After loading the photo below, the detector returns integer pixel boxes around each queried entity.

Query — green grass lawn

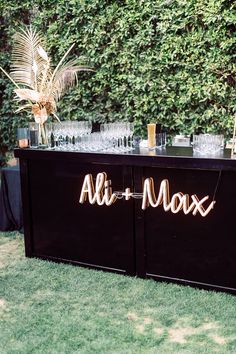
[0,232,236,354]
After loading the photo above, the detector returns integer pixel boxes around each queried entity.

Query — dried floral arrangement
[0,26,93,133]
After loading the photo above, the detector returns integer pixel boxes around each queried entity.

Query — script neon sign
[79,172,216,217]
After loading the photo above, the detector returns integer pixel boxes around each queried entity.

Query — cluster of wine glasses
[51,121,92,147]
[100,123,134,152]
[45,121,135,153]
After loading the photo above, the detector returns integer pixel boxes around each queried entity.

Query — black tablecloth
[0,166,23,232]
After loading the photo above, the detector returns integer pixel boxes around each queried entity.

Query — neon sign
[79,172,215,217]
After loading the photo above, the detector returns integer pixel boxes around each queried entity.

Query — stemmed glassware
[52,122,64,147]
[48,120,134,153]
[99,122,134,152]
[74,121,92,149]
[126,123,134,150]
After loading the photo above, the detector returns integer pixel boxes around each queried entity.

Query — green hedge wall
[1,0,236,151]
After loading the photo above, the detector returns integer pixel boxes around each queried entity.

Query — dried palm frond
[51,58,93,101]
[10,27,45,90]
[15,104,33,113]
[14,88,42,102]
[0,25,94,124]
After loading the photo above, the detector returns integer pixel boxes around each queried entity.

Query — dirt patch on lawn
[0,299,6,309]
[127,312,138,321]
[0,239,21,269]
[209,334,227,345]
[168,326,199,343]
[168,321,226,345]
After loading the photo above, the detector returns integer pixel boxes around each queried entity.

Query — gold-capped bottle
[147,123,156,149]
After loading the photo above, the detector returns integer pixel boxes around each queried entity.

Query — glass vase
[38,122,48,147]
[29,122,48,148]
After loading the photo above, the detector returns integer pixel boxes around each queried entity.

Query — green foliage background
[1,0,236,151]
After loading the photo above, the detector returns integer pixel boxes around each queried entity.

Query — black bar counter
[14,147,236,294]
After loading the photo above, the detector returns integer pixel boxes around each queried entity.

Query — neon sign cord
[212,170,222,203]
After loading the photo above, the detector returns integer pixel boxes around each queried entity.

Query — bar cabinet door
[134,166,236,293]
[23,158,135,275]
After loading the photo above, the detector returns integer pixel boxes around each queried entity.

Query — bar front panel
[138,167,236,290]
[26,158,135,275]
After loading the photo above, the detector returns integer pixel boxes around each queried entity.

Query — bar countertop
[14,146,236,171]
